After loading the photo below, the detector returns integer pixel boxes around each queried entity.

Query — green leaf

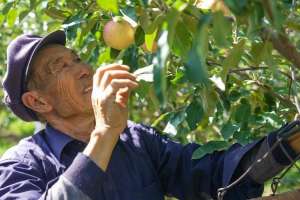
[139,9,151,33]
[135,80,151,99]
[222,39,245,80]
[135,26,145,46]
[123,46,139,70]
[184,15,211,85]
[195,15,211,59]
[145,29,158,53]
[172,0,188,11]
[263,112,283,127]
[250,41,272,66]
[186,99,204,130]
[247,2,264,38]
[138,0,149,7]
[250,42,264,66]
[234,99,251,123]
[171,68,186,84]
[146,14,165,34]
[110,48,120,59]
[151,112,172,127]
[153,31,169,108]
[286,19,300,32]
[0,14,5,26]
[192,141,229,159]
[172,18,193,59]
[65,1,81,10]
[29,0,37,9]
[7,9,18,27]
[166,8,180,47]
[96,0,118,14]
[212,11,232,47]
[262,42,274,68]
[265,0,284,30]
[2,2,14,15]
[19,9,31,22]
[181,12,198,35]
[185,50,208,85]
[233,129,251,145]
[44,7,69,20]
[224,0,248,16]
[163,110,186,136]
[221,123,239,140]
[97,48,111,64]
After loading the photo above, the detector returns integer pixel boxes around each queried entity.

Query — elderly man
[0,30,300,200]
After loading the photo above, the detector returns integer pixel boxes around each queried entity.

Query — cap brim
[24,30,66,81]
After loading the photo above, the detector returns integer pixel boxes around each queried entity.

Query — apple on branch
[103,16,135,50]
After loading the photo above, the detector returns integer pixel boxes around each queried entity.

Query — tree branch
[229,67,268,73]
[290,67,300,114]
[261,28,300,70]
[232,71,297,111]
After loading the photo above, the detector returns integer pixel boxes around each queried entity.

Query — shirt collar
[45,123,74,160]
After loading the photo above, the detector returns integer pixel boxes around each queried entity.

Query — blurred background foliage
[1,0,300,198]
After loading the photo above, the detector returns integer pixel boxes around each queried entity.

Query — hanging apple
[103,17,135,50]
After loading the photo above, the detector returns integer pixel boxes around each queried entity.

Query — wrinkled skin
[22,44,138,142]
[35,45,94,116]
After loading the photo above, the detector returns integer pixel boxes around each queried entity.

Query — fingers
[116,87,130,108]
[106,79,138,96]
[93,64,130,90]
[100,70,136,91]
[92,64,138,108]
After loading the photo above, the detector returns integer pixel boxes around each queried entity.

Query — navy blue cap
[2,30,66,121]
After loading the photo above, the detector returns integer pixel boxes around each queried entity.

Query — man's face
[32,44,94,118]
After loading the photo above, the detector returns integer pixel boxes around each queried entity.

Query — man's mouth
[84,86,92,93]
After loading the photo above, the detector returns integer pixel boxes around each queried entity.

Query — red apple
[103,17,135,50]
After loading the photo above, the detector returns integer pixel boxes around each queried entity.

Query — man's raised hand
[91,64,138,137]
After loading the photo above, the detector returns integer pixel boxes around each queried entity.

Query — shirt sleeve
[136,124,278,200]
[41,176,91,200]
[0,153,105,200]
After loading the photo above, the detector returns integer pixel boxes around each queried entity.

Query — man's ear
[21,91,53,113]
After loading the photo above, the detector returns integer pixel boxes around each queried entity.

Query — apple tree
[1,0,300,196]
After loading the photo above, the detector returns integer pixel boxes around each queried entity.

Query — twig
[229,67,268,73]
[261,28,300,70]
[288,77,292,99]
[232,70,296,111]
[290,67,300,115]
[255,81,296,110]
[261,0,274,22]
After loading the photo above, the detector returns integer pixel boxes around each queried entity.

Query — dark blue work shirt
[0,121,268,200]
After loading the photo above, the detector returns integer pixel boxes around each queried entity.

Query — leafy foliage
[1,0,300,195]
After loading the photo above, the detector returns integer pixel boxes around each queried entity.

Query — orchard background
[1,0,300,198]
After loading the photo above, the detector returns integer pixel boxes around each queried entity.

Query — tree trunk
[250,189,300,200]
